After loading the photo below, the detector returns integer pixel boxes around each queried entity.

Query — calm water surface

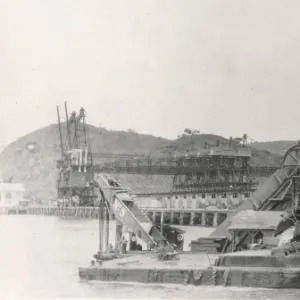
[0,215,299,299]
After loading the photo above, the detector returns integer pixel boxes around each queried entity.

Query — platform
[96,252,216,269]
[78,251,300,288]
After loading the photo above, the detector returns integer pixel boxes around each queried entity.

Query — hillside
[248,148,283,167]
[0,124,289,202]
[250,141,296,155]
[0,124,171,201]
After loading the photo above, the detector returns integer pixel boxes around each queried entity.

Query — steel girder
[95,158,277,177]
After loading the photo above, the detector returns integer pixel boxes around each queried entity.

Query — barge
[78,142,300,289]
[78,250,300,289]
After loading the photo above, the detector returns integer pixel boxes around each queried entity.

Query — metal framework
[221,143,300,253]
[229,229,263,252]
[292,176,300,210]
[56,103,96,207]
[96,159,277,177]
[94,153,277,194]
[172,153,251,192]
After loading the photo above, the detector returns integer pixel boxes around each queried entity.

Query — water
[0,215,299,299]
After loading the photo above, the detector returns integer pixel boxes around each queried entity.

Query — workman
[131,233,137,250]
[122,237,128,254]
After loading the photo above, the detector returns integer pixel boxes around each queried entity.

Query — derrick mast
[56,103,96,207]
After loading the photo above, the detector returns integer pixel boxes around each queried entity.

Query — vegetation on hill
[250,141,296,155]
[249,148,283,167]
[0,124,290,202]
[153,134,228,156]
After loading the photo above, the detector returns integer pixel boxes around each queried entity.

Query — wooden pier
[27,206,99,219]
[25,206,232,227]
[0,207,28,214]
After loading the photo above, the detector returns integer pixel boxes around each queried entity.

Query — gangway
[94,174,165,249]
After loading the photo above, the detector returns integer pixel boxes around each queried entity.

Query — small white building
[0,181,26,209]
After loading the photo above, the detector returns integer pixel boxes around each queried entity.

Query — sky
[1,0,300,146]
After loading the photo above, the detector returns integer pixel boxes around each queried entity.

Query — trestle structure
[94,147,267,195]
[26,206,230,228]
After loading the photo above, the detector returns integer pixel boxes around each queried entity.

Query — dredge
[79,139,300,289]
[59,103,300,288]
[73,103,300,288]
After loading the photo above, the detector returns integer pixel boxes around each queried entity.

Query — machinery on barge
[194,142,300,253]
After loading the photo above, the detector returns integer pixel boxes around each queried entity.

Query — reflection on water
[0,215,299,299]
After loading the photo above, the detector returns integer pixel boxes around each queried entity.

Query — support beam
[190,212,195,225]
[105,206,109,251]
[116,223,123,252]
[64,101,72,150]
[152,212,156,224]
[170,212,174,224]
[56,106,64,158]
[179,212,183,225]
[213,212,218,227]
[160,212,164,233]
[201,212,206,226]
[98,202,104,253]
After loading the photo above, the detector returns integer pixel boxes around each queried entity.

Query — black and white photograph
[1,0,300,299]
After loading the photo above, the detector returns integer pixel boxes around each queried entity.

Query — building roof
[208,148,251,157]
[0,183,25,192]
[228,210,287,231]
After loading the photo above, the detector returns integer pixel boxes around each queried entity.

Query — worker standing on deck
[131,233,137,251]
[177,233,184,251]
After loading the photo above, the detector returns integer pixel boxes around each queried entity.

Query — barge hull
[78,266,300,289]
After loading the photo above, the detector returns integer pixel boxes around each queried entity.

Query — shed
[228,210,287,251]
[0,182,25,208]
